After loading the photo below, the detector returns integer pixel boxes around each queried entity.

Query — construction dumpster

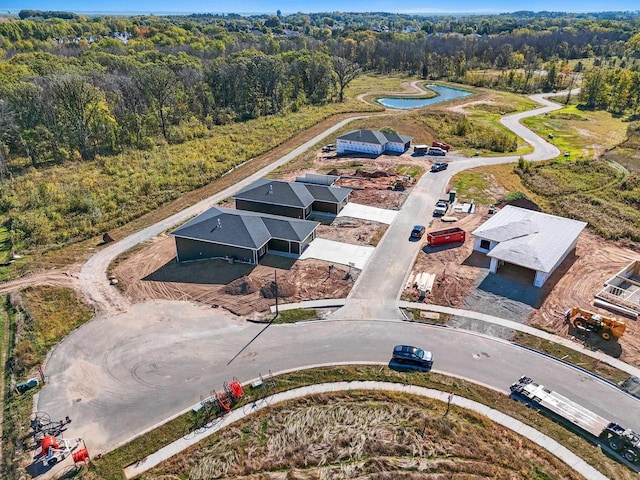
[427,227,466,246]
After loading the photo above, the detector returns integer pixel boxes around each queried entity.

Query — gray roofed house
[171,206,319,264]
[234,178,351,218]
[471,205,587,287]
[336,129,413,155]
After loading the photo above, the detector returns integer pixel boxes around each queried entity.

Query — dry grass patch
[147,392,583,480]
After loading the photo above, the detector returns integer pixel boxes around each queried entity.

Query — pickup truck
[433,199,449,216]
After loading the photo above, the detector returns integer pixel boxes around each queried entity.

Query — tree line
[0,11,639,170]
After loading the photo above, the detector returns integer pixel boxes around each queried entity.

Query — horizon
[4,1,640,17]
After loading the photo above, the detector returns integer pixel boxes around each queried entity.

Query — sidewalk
[123,381,609,480]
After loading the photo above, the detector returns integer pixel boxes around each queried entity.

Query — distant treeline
[0,10,639,167]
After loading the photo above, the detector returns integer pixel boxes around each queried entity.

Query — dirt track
[0,270,80,295]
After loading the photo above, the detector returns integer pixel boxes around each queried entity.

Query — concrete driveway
[299,238,374,270]
[337,203,399,224]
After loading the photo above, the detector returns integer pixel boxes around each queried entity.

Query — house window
[480,239,491,250]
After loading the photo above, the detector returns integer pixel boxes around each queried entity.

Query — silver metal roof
[472,205,587,273]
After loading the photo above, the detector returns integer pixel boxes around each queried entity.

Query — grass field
[523,104,627,160]
[149,392,581,479]
[13,286,93,376]
[451,103,639,242]
[85,365,634,480]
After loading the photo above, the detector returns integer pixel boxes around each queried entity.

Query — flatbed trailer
[510,376,640,465]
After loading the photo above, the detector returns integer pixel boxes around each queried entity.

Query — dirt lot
[406,205,640,366]
[110,151,429,317]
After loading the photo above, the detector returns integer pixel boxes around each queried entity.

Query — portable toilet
[449,189,457,204]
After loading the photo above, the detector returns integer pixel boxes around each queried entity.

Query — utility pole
[274,270,279,316]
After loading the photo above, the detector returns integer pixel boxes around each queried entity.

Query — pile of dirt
[354,169,390,178]
[224,276,258,295]
[261,280,296,298]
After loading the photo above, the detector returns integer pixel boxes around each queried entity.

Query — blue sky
[4,1,640,15]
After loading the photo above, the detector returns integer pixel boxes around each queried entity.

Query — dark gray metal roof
[234,178,350,206]
[304,183,350,203]
[337,129,413,145]
[234,178,314,208]
[171,206,319,250]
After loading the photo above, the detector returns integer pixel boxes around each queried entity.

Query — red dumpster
[427,227,466,246]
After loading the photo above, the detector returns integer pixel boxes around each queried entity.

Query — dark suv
[431,162,448,172]
[390,345,434,370]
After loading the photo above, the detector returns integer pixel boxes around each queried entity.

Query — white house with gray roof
[336,129,412,155]
[171,207,319,264]
[472,205,587,287]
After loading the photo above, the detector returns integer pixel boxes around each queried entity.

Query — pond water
[377,84,472,109]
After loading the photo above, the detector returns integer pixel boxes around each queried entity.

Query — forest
[0,10,640,251]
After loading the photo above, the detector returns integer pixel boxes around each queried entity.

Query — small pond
[377,84,472,109]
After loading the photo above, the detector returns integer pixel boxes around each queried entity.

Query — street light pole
[274,270,279,316]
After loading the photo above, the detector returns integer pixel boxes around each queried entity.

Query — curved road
[38,86,639,461]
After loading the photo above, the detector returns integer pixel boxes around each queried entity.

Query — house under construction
[595,259,640,319]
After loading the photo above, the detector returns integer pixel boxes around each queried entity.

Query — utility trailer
[510,376,640,465]
[427,227,466,246]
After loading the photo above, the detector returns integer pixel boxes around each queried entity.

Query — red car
[432,141,451,151]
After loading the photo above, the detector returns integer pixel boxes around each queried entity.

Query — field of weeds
[146,392,581,480]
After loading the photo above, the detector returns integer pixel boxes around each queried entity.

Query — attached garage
[472,205,587,287]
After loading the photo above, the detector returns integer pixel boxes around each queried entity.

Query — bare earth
[407,204,640,366]
[110,151,426,317]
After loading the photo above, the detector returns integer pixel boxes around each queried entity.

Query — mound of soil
[354,169,390,178]
[261,280,296,298]
[224,276,258,295]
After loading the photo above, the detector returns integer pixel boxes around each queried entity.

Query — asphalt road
[38,87,640,458]
[38,299,640,454]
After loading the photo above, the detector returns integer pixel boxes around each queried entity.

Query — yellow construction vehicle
[564,307,626,341]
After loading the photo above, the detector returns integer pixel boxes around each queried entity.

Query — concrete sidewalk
[123,381,609,480]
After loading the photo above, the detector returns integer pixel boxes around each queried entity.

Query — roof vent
[269,184,273,194]
[217,218,222,229]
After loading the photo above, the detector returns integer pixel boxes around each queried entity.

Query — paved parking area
[338,203,398,224]
[300,238,375,270]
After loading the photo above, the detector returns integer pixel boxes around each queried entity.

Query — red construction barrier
[228,380,243,399]
[73,448,90,464]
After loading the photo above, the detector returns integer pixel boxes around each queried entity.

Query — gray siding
[235,199,306,219]
[175,237,255,263]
